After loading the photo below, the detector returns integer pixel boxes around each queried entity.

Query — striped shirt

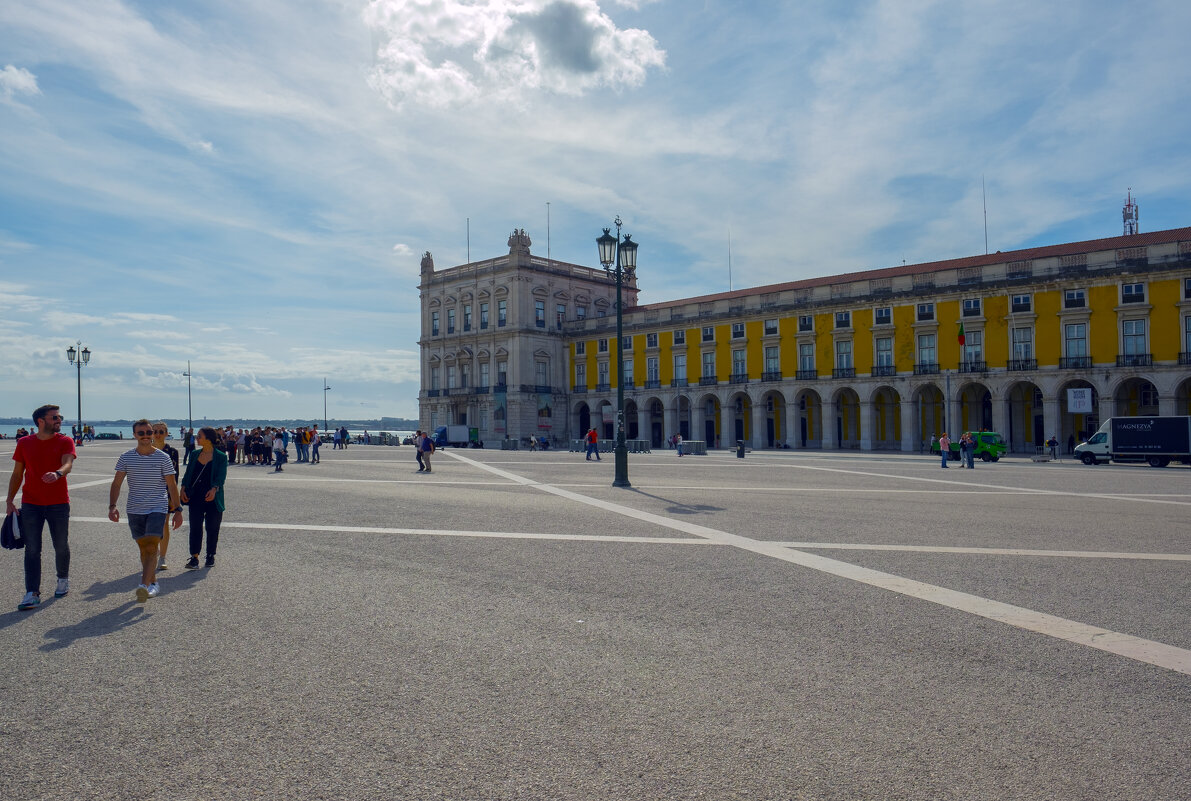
[115,448,176,514]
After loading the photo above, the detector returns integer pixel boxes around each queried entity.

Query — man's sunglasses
[135,430,154,436]
[49,415,64,421]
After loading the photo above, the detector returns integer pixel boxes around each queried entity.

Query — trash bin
[736,439,745,458]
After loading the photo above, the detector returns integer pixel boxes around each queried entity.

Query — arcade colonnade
[570,372,1191,452]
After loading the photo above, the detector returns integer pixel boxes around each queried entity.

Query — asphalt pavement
[2,440,1188,800]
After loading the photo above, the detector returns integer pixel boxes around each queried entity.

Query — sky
[2,0,1190,422]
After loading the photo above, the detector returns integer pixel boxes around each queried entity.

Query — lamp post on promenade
[183,361,193,432]
[596,216,638,489]
[323,378,332,433]
[66,342,91,445]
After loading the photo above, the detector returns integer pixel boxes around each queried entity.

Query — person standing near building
[675,433,684,457]
[414,430,425,471]
[272,430,285,472]
[108,419,183,602]
[180,427,228,570]
[585,428,601,461]
[938,432,951,468]
[151,422,181,570]
[310,426,321,464]
[7,404,77,610]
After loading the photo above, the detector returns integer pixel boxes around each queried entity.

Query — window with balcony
[798,315,813,332]
[764,319,779,335]
[731,322,745,339]
[1122,283,1145,304]
[798,342,815,376]
[1012,326,1033,362]
[460,365,470,388]
[597,361,609,388]
[731,349,746,381]
[646,357,659,386]
[430,367,440,390]
[673,353,687,383]
[1185,278,1191,300]
[574,362,585,386]
[961,331,984,372]
[597,308,606,318]
[701,351,716,383]
[535,300,546,328]
[834,340,853,378]
[916,303,935,322]
[763,346,779,379]
[1122,319,1146,355]
[834,311,851,329]
[646,332,658,348]
[534,361,547,387]
[463,304,472,331]
[556,304,566,330]
[1061,323,1089,368]
[447,368,456,390]
[598,338,608,353]
[962,298,981,317]
[874,307,892,326]
[1011,294,1032,313]
[576,305,586,320]
[702,326,715,343]
[496,361,507,387]
[575,341,585,355]
[874,337,893,375]
[623,336,633,351]
[1064,289,1086,309]
[480,302,489,329]
[916,333,937,370]
[622,359,633,387]
[498,299,507,327]
[431,311,440,336]
[446,309,456,334]
[673,329,686,345]
[480,363,490,388]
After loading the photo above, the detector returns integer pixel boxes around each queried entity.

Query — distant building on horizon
[419,224,1191,452]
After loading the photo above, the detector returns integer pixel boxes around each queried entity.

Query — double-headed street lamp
[323,378,332,433]
[596,216,639,489]
[66,342,91,445]
[183,361,193,432]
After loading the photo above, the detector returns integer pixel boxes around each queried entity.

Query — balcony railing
[729,373,750,384]
[832,367,855,379]
[761,371,783,382]
[671,378,688,388]
[1059,356,1092,369]
[595,383,611,392]
[643,379,661,389]
[572,384,587,394]
[474,386,490,394]
[494,383,507,393]
[1181,352,1191,365]
[427,389,440,397]
[699,376,718,386]
[958,361,987,374]
[871,365,896,377]
[1007,358,1037,371]
[1116,354,1152,367]
[913,363,940,375]
[795,369,818,380]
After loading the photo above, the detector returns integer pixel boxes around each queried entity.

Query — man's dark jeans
[21,502,70,594]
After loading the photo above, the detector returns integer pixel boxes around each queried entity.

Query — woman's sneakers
[185,556,200,570]
[18,591,40,610]
[55,578,69,597]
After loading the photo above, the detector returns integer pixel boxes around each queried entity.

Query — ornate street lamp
[182,361,193,432]
[323,378,332,433]
[596,216,638,489]
[66,342,91,445]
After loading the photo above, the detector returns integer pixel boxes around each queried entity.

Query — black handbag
[1,512,23,550]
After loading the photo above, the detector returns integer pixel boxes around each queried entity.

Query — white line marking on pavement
[444,450,1191,676]
[65,478,113,489]
[778,542,1191,561]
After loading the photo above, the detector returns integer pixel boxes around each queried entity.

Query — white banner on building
[601,406,617,425]
[1067,388,1093,414]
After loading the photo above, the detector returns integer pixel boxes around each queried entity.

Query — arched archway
[727,391,753,446]
[957,381,992,433]
[869,386,902,450]
[1058,379,1099,452]
[913,383,944,450]
[1114,377,1159,417]
[646,398,665,447]
[695,393,719,446]
[1176,377,1191,417]
[832,387,861,449]
[597,400,615,440]
[574,402,591,439]
[1005,381,1043,453]
[675,395,693,442]
[623,399,639,439]
[795,389,822,448]
[762,390,787,447]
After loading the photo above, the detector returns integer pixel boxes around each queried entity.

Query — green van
[931,431,1007,462]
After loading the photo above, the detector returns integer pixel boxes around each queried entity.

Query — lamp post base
[613,443,631,488]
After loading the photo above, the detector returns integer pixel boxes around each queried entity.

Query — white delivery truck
[1074,416,1191,467]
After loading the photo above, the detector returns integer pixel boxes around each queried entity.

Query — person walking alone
[414,430,425,472]
[420,432,435,472]
[938,432,951,468]
[108,419,183,602]
[585,428,601,461]
[180,427,228,570]
[7,404,77,610]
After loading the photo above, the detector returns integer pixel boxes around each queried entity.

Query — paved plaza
[2,440,1189,800]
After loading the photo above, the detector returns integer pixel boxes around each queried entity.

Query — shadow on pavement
[0,595,63,631]
[628,488,725,516]
[39,601,148,651]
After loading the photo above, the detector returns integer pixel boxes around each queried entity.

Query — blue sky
[2,0,1189,422]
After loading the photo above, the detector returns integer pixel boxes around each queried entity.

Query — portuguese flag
[958,322,966,346]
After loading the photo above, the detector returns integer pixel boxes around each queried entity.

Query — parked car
[96,432,122,440]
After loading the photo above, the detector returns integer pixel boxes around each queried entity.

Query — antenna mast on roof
[1123,189,1139,236]
[982,175,989,255]
[728,226,733,292]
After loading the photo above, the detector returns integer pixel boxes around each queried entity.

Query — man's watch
[55,470,63,478]
[170,507,182,514]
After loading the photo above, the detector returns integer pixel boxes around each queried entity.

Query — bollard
[736,439,745,459]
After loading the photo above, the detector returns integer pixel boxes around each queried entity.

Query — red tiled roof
[637,226,1191,311]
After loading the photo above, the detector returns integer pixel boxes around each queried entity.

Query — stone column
[785,400,801,449]
[899,395,916,452]
[749,397,764,449]
[859,401,873,451]
[822,398,838,450]
[690,401,704,445]
[721,404,734,450]
[1042,396,1061,451]
[991,391,1009,445]
[663,402,675,447]
[636,407,650,446]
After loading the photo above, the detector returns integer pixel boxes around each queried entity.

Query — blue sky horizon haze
[1,0,1189,421]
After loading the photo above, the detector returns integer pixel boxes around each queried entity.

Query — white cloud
[392,243,413,256]
[0,65,39,104]
[363,0,665,108]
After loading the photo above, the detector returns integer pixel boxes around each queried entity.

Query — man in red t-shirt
[6,404,77,611]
